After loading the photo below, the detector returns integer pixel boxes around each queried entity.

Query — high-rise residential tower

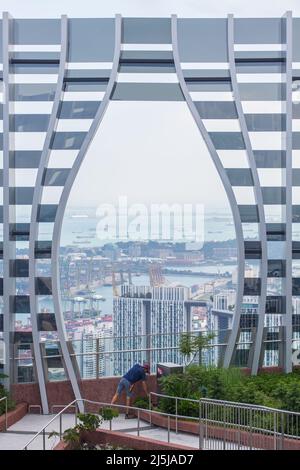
[113,285,191,375]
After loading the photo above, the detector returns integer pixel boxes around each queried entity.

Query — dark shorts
[116,377,133,398]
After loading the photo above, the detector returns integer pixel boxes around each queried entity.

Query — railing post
[75,402,78,426]
[43,428,46,450]
[59,413,62,439]
[175,397,178,434]
[199,400,203,450]
[223,405,226,450]
[137,409,140,436]
[237,406,241,450]
[274,411,277,450]
[167,415,170,443]
[5,397,8,432]
[249,407,253,450]
[281,412,285,450]
[149,393,152,427]
[109,406,112,431]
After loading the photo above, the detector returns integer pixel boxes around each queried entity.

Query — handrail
[15,337,288,361]
[150,391,199,403]
[150,391,300,417]
[23,399,78,449]
[0,396,8,431]
[150,391,300,446]
[23,393,300,450]
[15,327,252,346]
[10,342,227,360]
[23,398,199,450]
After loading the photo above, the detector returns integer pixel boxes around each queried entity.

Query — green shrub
[273,382,300,412]
[0,381,15,416]
[99,407,119,421]
[177,398,199,418]
[158,365,300,414]
[134,397,149,409]
[50,407,120,450]
[77,413,102,431]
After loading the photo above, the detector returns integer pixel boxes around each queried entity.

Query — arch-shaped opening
[45,99,240,380]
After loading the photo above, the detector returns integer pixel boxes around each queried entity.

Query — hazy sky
[4,0,300,210]
[73,101,226,209]
[2,0,300,18]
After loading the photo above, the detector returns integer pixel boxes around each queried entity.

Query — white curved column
[50,14,122,412]
[171,14,245,368]
[28,15,68,414]
[227,14,268,375]
[285,10,293,373]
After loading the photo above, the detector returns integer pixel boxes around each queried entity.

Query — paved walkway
[0,413,76,450]
[0,412,251,450]
[0,412,199,450]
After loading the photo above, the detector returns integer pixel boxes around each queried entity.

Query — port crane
[149,263,165,287]
[112,266,134,296]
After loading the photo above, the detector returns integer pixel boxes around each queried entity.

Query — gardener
[111,362,150,419]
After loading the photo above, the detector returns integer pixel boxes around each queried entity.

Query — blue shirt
[123,364,146,385]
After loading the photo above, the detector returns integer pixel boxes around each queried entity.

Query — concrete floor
[0,413,198,450]
[0,412,253,450]
[0,413,77,450]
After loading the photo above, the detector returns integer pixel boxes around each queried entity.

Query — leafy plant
[0,377,15,416]
[62,427,82,449]
[99,407,119,421]
[49,408,119,450]
[158,365,300,417]
[77,412,102,431]
[133,397,149,409]
[273,382,300,412]
[179,332,216,366]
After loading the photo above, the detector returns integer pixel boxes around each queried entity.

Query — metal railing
[150,392,300,450]
[12,326,294,383]
[0,396,8,431]
[22,398,200,450]
[22,394,300,451]
[23,400,80,450]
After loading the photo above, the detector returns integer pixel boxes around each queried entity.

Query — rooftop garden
[156,365,300,414]
[147,331,300,414]
[133,365,300,440]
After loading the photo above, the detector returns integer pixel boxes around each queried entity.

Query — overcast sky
[3,0,300,211]
[2,0,300,18]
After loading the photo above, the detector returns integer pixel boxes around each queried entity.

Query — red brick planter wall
[12,367,300,410]
[0,402,27,431]
[11,375,157,411]
[53,428,195,451]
